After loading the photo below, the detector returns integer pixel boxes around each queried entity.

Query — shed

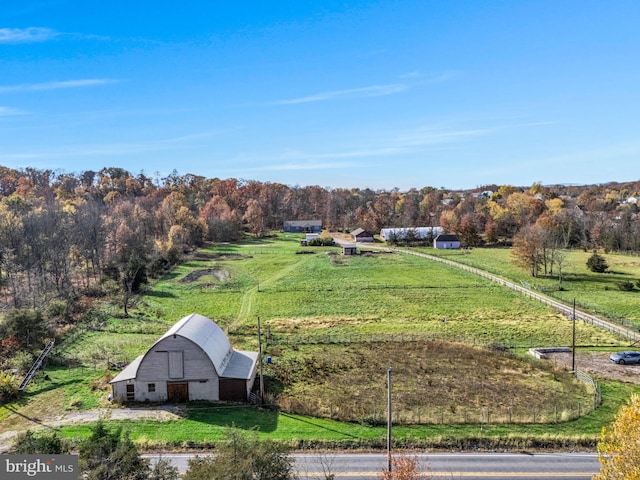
[434,234,461,249]
[342,243,357,255]
[283,220,322,233]
[351,228,374,242]
[110,314,258,403]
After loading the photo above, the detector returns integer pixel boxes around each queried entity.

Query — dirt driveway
[0,405,184,452]
[546,351,640,385]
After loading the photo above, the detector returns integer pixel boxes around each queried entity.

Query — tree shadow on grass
[185,403,279,433]
[145,290,177,299]
[183,404,362,438]
[555,272,636,287]
[278,412,361,439]
[2,404,59,432]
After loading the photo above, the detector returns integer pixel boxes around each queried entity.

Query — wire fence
[276,392,600,426]
[267,332,602,426]
[397,248,640,343]
[269,331,627,351]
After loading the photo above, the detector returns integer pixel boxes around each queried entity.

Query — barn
[110,313,258,403]
[283,220,322,233]
[351,228,374,242]
[434,234,461,249]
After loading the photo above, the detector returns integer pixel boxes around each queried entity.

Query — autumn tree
[595,394,640,479]
[378,454,432,480]
[103,201,153,316]
[243,199,266,237]
[457,213,482,247]
[200,195,242,242]
[439,209,458,234]
[511,224,545,277]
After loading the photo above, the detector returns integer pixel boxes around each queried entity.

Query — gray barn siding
[135,336,220,402]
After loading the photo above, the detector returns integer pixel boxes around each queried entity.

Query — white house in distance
[434,234,461,249]
[110,313,258,403]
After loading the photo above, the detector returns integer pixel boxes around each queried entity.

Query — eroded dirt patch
[181,269,231,283]
[189,252,250,261]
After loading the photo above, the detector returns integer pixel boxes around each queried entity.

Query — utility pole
[258,316,265,404]
[572,299,576,374]
[387,367,393,473]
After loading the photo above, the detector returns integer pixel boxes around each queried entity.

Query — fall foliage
[595,394,640,480]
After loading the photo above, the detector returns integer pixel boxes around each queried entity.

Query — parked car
[610,351,640,365]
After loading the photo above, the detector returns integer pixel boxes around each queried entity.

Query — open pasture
[132,235,621,352]
[426,247,640,328]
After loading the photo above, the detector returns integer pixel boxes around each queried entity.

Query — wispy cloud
[0,106,26,116]
[0,79,120,94]
[399,70,460,84]
[235,119,547,173]
[0,27,58,43]
[252,160,360,172]
[0,129,229,162]
[274,83,408,105]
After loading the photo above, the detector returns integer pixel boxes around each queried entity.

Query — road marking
[301,473,595,478]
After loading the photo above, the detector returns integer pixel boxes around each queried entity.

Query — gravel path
[0,405,183,452]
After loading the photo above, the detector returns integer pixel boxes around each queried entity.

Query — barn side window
[148,383,156,393]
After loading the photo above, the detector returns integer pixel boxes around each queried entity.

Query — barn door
[219,378,247,401]
[167,383,189,403]
[126,384,134,401]
[168,351,184,378]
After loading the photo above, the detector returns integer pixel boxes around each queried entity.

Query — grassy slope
[4,235,640,450]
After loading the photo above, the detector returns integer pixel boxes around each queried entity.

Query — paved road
[145,452,600,479]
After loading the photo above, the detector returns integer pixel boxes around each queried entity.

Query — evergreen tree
[587,252,609,273]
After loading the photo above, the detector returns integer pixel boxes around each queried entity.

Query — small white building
[434,234,461,249]
[110,313,258,403]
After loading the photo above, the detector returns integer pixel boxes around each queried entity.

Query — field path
[234,256,310,327]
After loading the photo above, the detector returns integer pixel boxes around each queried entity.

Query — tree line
[0,166,639,316]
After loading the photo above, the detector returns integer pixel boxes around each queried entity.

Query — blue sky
[1,1,639,191]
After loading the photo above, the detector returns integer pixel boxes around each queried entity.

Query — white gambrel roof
[110,313,257,383]
[160,313,234,375]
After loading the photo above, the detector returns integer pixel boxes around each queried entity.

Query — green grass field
[425,246,640,327]
[3,234,640,451]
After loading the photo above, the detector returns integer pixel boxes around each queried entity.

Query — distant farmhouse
[351,228,374,242]
[434,234,461,249]
[283,220,322,233]
[110,314,258,403]
[380,227,443,242]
